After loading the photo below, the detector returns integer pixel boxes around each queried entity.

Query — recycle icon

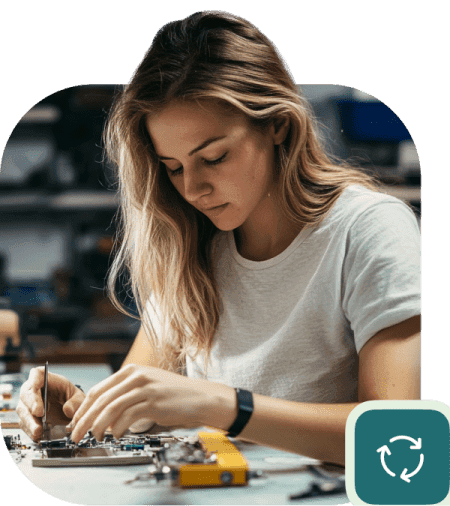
[377,436,424,483]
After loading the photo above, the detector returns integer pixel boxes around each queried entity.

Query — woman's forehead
[145,99,247,158]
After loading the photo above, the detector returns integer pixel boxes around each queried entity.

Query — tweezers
[42,361,50,440]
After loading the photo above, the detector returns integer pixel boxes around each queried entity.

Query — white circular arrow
[377,445,396,477]
[400,453,424,483]
[377,436,424,483]
[389,436,422,450]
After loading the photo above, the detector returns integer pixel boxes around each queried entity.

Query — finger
[70,367,144,440]
[109,401,151,440]
[20,367,46,416]
[16,399,43,441]
[27,366,46,389]
[62,388,85,420]
[69,367,134,430]
[90,389,148,442]
[129,418,156,433]
[72,386,147,443]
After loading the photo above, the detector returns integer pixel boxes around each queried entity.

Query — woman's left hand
[67,364,220,443]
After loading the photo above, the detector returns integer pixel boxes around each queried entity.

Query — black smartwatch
[227,388,254,438]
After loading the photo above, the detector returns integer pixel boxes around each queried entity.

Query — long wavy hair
[104,11,379,373]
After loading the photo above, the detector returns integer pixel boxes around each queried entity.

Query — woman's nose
[183,169,211,203]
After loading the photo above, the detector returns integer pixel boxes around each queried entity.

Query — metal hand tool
[41,361,50,440]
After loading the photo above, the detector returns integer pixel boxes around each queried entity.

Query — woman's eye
[204,153,227,166]
[164,152,227,176]
[167,166,183,177]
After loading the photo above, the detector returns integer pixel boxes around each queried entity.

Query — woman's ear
[271,116,290,145]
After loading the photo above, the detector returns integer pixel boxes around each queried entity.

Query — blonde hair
[104,11,379,373]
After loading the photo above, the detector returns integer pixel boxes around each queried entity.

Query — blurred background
[0,84,420,375]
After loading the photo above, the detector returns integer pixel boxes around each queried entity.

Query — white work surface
[1,364,348,505]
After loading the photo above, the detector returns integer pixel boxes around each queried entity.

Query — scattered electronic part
[3,428,256,489]
[0,373,27,412]
[0,383,13,400]
[125,431,251,488]
[2,433,30,451]
[4,434,13,450]
[2,428,346,500]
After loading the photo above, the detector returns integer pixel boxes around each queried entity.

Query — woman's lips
[203,203,229,216]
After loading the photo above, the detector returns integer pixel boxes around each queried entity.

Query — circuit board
[3,429,251,488]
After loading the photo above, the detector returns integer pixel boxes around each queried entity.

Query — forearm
[121,326,159,433]
[122,324,158,368]
[239,395,357,466]
[200,382,357,466]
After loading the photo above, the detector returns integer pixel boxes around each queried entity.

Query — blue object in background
[338,100,412,143]
[3,285,56,308]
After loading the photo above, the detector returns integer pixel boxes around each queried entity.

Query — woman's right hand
[16,367,85,441]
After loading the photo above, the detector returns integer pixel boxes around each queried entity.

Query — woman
[16,11,420,466]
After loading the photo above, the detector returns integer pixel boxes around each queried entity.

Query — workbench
[1,364,348,505]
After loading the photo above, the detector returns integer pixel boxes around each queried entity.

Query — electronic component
[32,431,154,467]
[4,434,13,450]
[2,433,30,451]
[120,444,144,451]
[3,428,255,489]
[33,445,153,466]
[0,372,26,417]
[125,431,249,488]
[0,383,13,400]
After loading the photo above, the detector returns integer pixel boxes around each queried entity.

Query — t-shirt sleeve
[342,200,420,353]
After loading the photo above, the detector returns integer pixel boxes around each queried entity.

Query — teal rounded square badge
[346,401,450,505]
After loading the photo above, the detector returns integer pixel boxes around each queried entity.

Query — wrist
[198,380,238,430]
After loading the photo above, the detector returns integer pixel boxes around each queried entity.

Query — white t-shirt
[185,185,421,403]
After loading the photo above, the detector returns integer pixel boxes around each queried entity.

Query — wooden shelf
[0,190,118,213]
[0,186,419,214]
[22,335,130,365]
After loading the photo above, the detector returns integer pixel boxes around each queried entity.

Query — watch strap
[227,388,253,438]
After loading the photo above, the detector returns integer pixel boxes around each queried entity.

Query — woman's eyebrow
[157,136,226,160]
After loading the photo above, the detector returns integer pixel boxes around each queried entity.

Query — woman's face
[146,99,285,231]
